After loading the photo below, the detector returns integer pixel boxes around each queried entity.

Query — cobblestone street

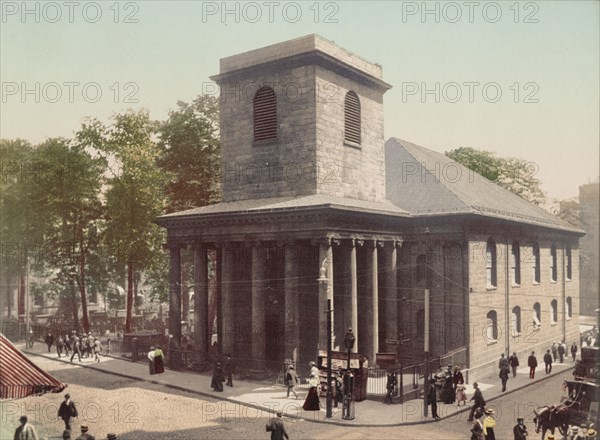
[1,348,573,440]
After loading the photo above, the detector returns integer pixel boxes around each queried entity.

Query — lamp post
[343,327,356,420]
[318,260,333,419]
[423,227,430,418]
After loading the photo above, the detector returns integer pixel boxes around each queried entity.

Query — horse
[533,405,571,440]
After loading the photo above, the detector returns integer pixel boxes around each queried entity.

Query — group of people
[209,354,235,392]
[43,331,103,363]
[427,365,468,418]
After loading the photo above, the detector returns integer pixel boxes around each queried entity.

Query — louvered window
[253,87,277,142]
[344,91,361,145]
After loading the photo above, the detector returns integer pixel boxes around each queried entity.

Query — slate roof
[385,137,581,233]
[157,193,409,220]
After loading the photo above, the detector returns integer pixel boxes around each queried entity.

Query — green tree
[27,138,106,331]
[446,147,546,205]
[157,95,221,213]
[551,198,580,227]
[78,110,167,332]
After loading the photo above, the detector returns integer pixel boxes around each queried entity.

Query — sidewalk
[22,344,575,427]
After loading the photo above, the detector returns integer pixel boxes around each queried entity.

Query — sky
[1,0,598,201]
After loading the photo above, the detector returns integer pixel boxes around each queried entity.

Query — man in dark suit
[75,425,95,440]
[513,417,528,440]
[467,382,486,421]
[266,412,289,440]
[427,378,440,419]
[58,394,78,430]
[528,351,537,379]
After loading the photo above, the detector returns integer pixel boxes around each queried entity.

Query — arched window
[486,239,497,288]
[253,86,277,141]
[551,299,558,324]
[344,91,361,145]
[566,245,572,280]
[566,297,572,319]
[511,306,521,336]
[532,244,541,283]
[486,310,498,342]
[533,302,541,328]
[511,241,521,285]
[550,245,557,282]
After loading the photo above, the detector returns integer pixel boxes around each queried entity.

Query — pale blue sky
[1,0,598,199]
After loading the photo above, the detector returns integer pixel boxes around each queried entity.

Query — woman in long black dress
[302,373,321,411]
[154,346,165,374]
[211,362,224,392]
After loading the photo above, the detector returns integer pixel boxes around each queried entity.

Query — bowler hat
[107,434,117,440]
[81,425,88,432]
[517,418,524,422]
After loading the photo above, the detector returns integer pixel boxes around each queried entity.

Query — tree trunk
[79,257,90,333]
[125,260,134,333]
[70,279,79,328]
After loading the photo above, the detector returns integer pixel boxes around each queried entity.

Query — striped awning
[0,333,67,399]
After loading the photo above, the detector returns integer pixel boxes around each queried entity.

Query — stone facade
[579,180,599,316]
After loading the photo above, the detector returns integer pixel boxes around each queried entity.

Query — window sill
[512,283,521,288]
[487,339,498,346]
[550,280,557,284]
[566,317,572,321]
[486,286,497,291]
[512,332,521,338]
[566,279,571,282]
[551,322,557,326]
[343,140,361,150]
[253,138,278,147]
[532,281,540,286]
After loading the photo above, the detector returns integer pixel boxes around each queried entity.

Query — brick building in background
[579,179,599,316]
[157,35,583,382]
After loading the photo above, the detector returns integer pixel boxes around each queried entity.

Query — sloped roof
[157,193,409,221]
[385,138,581,233]
[0,333,67,399]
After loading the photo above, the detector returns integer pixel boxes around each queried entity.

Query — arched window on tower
[511,306,521,336]
[533,302,541,329]
[551,299,558,324]
[486,310,498,343]
[486,238,497,288]
[344,91,361,145]
[550,245,557,282]
[532,243,541,283]
[511,241,521,285]
[253,86,277,142]
[566,297,572,319]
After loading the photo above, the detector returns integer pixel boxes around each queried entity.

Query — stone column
[168,245,182,345]
[349,239,359,353]
[318,238,334,351]
[384,241,399,344]
[284,242,299,363]
[367,240,379,364]
[252,243,267,364]
[194,244,209,363]
[221,243,235,356]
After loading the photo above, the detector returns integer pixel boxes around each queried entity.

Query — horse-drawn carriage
[533,380,598,439]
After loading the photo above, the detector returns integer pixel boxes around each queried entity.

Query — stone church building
[156,35,582,381]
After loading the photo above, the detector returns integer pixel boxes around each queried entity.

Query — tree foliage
[446,147,546,205]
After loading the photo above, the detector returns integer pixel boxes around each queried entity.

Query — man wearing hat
[14,415,39,440]
[586,428,597,439]
[569,426,586,440]
[513,417,528,440]
[265,412,289,440]
[58,393,78,431]
[468,382,486,421]
[470,408,485,440]
[285,365,298,399]
[75,425,95,440]
[427,378,440,419]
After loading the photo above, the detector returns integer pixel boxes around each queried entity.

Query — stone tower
[211,34,392,203]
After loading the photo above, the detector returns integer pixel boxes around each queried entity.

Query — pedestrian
[265,412,289,440]
[70,335,82,362]
[224,354,234,387]
[64,334,71,356]
[558,341,566,363]
[45,332,54,353]
[56,335,64,358]
[93,338,102,363]
[384,370,397,404]
[468,382,486,421]
[509,352,519,378]
[455,379,467,406]
[513,417,528,440]
[470,408,485,440]
[571,342,578,362]
[14,415,39,440]
[75,425,95,440]
[499,364,509,392]
[309,361,319,378]
[483,408,496,440]
[427,378,440,419]
[154,346,165,374]
[63,430,71,439]
[544,349,553,374]
[147,346,155,375]
[551,342,558,362]
[586,428,597,439]
[527,351,537,379]
[453,366,464,391]
[211,362,224,392]
[334,370,344,408]
[58,393,78,431]
[498,353,509,369]
[302,373,321,411]
[285,365,298,399]
[28,329,34,348]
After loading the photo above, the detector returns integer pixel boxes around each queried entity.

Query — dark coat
[527,355,537,368]
[58,401,78,420]
[513,423,528,440]
[471,388,485,407]
[499,366,509,381]
[544,353,553,364]
[509,355,519,367]
[266,418,289,440]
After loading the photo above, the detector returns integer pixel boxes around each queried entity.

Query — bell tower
[211,34,392,203]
